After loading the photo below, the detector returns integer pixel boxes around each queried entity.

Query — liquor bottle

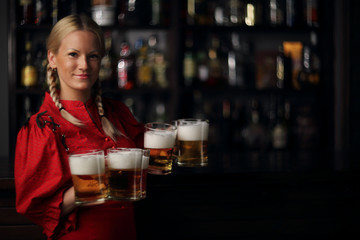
[117,41,135,90]
[305,0,319,27]
[271,99,289,150]
[285,0,302,27]
[276,45,292,89]
[228,33,245,88]
[135,39,153,87]
[267,0,284,26]
[21,38,38,88]
[34,42,47,89]
[196,51,209,86]
[150,0,161,25]
[35,0,51,25]
[91,0,115,26]
[241,99,267,150]
[228,0,245,25]
[296,32,320,89]
[100,31,115,88]
[244,0,256,26]
[183,32,196,87]
[118,0,143,26]
[19,0,35,25]
[207,34,223,87]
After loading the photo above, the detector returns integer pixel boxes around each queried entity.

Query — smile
[75,74,90,79]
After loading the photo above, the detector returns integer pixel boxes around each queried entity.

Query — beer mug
[106,148,143,201]
[68,149,108,206]
[144,122,177,175]
[141,149,150,199]
[176,119,209,167]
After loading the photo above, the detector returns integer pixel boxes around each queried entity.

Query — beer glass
[141,149,150,199]
[144,122,177,175]
[68,149,108,206]
[176,119,209,167]
[106,148,143,201]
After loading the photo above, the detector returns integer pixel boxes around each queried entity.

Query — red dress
[15,92,144,240]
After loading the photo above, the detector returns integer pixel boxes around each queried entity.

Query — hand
[61,186,76,216]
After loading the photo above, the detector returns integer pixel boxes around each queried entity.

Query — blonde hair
[46,14,121,141]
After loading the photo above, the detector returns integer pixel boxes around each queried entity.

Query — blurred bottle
[183,32,196,87]
[196,50,209,86]
[296,32,320,89]
[19,0,35,25]
[21,37,38,88]
[100,31,115,88]
[305,0,319,27]
[285,0,302,27]
[118,0,147,25]
[228,33,245,88]
[228,0,245,26]
[150,0,162,25]
[117,41,135,89]
[241,99,267,150]
[34,42,47,89]
[207,34,223,87]
[135,38,153,87]
[267,0,284,26]
[35,0,51,25]
[91,0,115,26]
[276,45,292,89]
[271,98,289,150]
[244,0,257,26]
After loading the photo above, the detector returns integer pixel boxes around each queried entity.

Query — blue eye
[69,52,78,57]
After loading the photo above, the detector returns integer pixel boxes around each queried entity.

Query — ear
[48,50,57,69]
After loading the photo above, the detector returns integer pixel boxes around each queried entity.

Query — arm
[61,186,76,217]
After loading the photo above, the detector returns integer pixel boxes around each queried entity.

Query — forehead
[60,30,100,50]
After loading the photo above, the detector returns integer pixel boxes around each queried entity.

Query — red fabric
[15,92,144,239]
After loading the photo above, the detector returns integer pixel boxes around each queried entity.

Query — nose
[78,55,89,70]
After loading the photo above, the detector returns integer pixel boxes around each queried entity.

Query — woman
[14,14,144,239]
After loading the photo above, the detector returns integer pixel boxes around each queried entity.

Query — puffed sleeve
[14,117,75,239]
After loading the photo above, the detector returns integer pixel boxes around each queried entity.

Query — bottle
[19,0,35,25]
[207,34,223,87]
[241,99,267,150]
[228,33,245,88]
[150,0,161,25]
[271,99,289,150]
[296,32,320,89]
[34,42,47,89]
[183,32,196,87]
[135,39,153,87]
[91,0,115,26]
[118,0,141,25]
[21,38,38,88]
[305,0,319,27]
[245,0,256,26]
[276,45,292,89]
[35,0,51,25]
[100,31,115,88]
[196,51,209,86]
[228,0,245,25]
[268,0,284,26]
[117,41,135,90]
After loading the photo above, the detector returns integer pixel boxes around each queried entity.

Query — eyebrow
[66,48,100,54]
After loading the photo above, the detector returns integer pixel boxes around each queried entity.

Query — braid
[47,64,83,127]
[94,81,122,142]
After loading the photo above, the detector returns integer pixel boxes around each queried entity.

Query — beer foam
[69,155,105,175]
[142,155,150,169]
[177,122,209,141]
[144,131,176,149]
[107,151,142,169]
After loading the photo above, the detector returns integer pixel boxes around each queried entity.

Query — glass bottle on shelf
[135,38,153,87]
[21,37,38,88]
[196,50,209,87]
[271,99,289,150]
[296,32,320,89]
[227,33,245,88]
[228,0,245,26]
[100,31,115,88]
[276,45,292,89]
[183,32,196,87]
[91,0,115,26]
[19,0,35,25]
[267,0,284,26]
[34,42,48,89]
[117,41,135,90]
[207,34,223,87]
[305,0,319,27]
[35,0,51,25]
[244,0,257,26]
[150,0,161,25]
[241,99,267,150]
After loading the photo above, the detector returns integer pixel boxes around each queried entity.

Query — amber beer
[69,150,108,205]
[141,150,150,199]
[106,148,143,201]
[144,123,177,175]
[177,119,209,167]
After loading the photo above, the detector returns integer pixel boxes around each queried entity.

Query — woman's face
[48,30,102,101]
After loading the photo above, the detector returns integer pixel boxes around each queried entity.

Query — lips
[75,74,90,79]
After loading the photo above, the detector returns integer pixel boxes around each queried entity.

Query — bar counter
[1,154,360,239]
